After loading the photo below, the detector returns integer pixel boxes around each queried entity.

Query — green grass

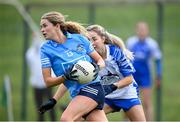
[0,1,180,121]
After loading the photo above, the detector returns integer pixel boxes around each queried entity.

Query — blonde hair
[65,21,88,37]
[41,11,88,36]
[86,24,134,60]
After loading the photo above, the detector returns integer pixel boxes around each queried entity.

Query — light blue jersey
[126,36,162,87]
[40,33,100,98]
[99,45,139,99]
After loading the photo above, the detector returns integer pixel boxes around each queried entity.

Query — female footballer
[86,24,146,121]
[39,11,107,121]
[126,21,162,121]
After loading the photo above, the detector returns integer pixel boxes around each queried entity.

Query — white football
[72,60,95,84]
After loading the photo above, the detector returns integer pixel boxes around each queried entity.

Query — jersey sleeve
[113,46,135,77]
[40,45,52,68]
[148,38,162,60]
[148,38,162,77]
[126,36,137,50]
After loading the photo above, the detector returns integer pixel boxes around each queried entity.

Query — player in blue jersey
[39,11,107,121]
[38,24,146,121]
[126,21,162,121]
[86,25,146,121]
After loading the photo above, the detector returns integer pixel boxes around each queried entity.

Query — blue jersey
[99,45,139,99]
[40,33,100,98]
[126,36,162,87]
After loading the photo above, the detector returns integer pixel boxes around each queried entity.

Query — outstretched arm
[39,84,68,114]
[89,51,105,69]
[53,83,68,101]
[114,75,133,88]
[42,66,78,87]
[42,68,65,87]
[155,59,162,88]
[102,75,133,96]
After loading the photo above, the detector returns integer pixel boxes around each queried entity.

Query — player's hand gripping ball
[72,60,98,84]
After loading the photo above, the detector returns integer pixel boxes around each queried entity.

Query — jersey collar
[48,32,73,47]
[66,32,72,39]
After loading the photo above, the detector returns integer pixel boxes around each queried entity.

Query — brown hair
[41,11,88,36]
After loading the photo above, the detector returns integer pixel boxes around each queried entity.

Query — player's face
[88,31,105,53]
[40,19,57,40]
[136,22,149,40]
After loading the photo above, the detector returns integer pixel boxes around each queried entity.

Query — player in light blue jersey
[126,21,162,121]
[87,25,146,121]
[39,11,107,121]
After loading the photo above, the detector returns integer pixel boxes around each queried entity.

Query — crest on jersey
[76,44,84,52]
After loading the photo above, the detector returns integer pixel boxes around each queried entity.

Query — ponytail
[65,21,88,37]
[106,33,134,61]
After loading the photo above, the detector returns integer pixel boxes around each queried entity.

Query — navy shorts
[105,98,141,112]
[78,82,105,110]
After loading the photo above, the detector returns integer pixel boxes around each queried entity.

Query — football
[72,60,95,84]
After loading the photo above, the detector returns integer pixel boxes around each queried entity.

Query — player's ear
[102,36,106,43]
[55,23,60,30]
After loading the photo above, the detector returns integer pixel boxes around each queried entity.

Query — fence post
[156,1,164,121]
[4,75,14,121]
[21,5,30,121]
[88,3,96,24]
